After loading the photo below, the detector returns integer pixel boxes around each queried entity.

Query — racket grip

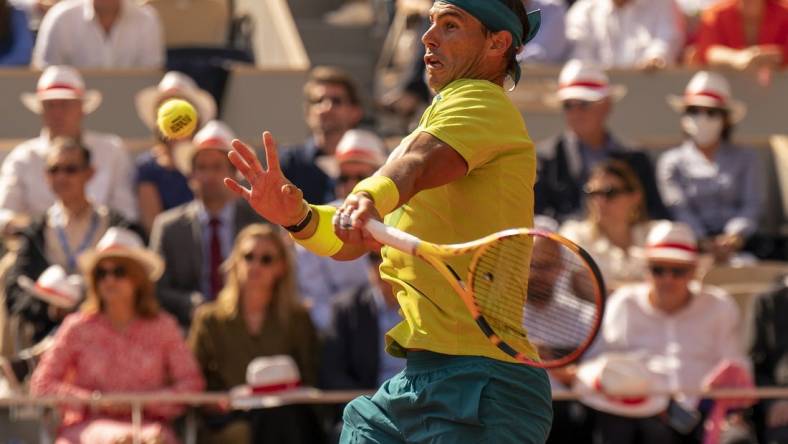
[364,219,420,254]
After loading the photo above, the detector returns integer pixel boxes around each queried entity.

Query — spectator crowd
[0,0,787,443]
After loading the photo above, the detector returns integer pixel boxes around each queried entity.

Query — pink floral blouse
[30,311,205,426]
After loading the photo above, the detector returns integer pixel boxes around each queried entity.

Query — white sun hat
[174,120,235,174]
[644,221,699,264]
[544,59,627,108]
[666,71,747,123]
[17,265,84,309]
[78,227,164,281]
[574,353,670,418]
[335,129,387,167]
[20,66,102,115]
[134,71,217,131]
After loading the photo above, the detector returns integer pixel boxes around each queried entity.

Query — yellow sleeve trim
[291,205,344,257]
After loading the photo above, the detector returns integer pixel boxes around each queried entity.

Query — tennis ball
[156,99,197,139]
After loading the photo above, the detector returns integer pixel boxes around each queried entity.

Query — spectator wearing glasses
[29,227,204,444]
[560,160,654,290]
[279,66,364,205]
[295,129,387,332]
[4,138,143,343]
[657,71,762,264]
[576,221,755,444]
[535,60,668,224]
[188,223,321,444]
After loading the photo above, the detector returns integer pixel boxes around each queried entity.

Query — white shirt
[0,130,137,227]
[590,282,746,406]
[565,0,684,68]
[32,0,164,69]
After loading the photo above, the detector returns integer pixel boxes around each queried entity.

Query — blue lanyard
[55,209,100,273]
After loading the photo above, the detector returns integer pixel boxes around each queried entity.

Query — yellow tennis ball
[156,99,197,139]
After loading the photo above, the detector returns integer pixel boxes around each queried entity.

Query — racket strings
[471,234,603,363]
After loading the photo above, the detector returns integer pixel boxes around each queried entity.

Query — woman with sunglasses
[188,223,321,444]
[658,71,761,264]
[29,227,205,444]
[559,159,653,290]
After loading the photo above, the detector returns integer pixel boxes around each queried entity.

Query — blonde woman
[189,223,320,444]
[560,160,654,290]
[29,227,204,444]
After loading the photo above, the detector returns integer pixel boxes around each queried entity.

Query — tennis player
[225,1,550,442]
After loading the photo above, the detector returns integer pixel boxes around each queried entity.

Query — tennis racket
[364,219,606,368]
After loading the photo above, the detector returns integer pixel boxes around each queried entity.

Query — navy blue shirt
[280,139,335,205]
[134,151,193,211]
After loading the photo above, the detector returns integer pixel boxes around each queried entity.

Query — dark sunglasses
[243,252,279,266]
[95,265,128,281]
[338,174,369,184]
[46,164,85,175]
[309,95,350,107]
[583,186,633,200]
[562,100,593,111]
[684,106,725,118]
[649,265,692,278]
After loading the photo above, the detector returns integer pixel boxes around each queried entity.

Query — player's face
[422,2,489,91]
[41,99,83,138]
[305,83,361,138]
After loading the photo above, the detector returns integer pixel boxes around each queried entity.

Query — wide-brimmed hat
[336,129,387,167]
[544,60,627,108]
[644,221,698,264]
[17,265,84,309]
[21,66,102,115]
[78,227,164,281]
[229,355,301,396]
[666,71,747,123]
[135,71,217,131]
[574,353,670,418]
[174,120,235,174]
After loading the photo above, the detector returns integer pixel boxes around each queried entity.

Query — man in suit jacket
[535,60,669,223]
[149,121,264,327]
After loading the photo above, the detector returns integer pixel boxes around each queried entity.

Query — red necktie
[209,218,224,299]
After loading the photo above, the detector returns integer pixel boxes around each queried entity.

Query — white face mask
[681,114,724,147]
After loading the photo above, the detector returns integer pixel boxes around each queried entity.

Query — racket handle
[364,219,420,255]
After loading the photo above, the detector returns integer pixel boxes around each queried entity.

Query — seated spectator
[296,129,387,332]
[560,160,654,290]
[29,227,205,444]
[141,0,229,48]
[691,0,788,72]
[565,0,684,69]
[658,71,762,264]
[189,224,321,444]
[134,71,217,234]
[150,121,264,328]
[4,138,143,343]
[32,0,164,69]
[9,0,58,26]
[0,66,137,235]
[536,60,668,223]
[518,0,569,64]
[280,66,364,205]
[0,0,33,66]
[747,275,788,444]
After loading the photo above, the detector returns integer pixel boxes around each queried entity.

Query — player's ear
[488,30,512,57]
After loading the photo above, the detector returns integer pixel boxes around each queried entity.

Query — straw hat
[21,66,102,115]
[644,221,698,264]
[174,120,235,174]
[17,265,84,309]
[78,227,164,281]
[335,129,387,167]
[544,60,627,108]
[135,71,217,131]
[666,71,747,123]
[574,353,670,417]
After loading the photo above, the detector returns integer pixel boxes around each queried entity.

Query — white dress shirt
[590,282,746,406]
[32,0,164,69]
[566,0,684,68]
[0,130,137,227]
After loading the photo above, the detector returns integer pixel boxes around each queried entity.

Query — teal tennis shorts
[340,351,553,444]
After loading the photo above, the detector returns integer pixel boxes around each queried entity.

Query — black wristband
[283,206,313,233]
